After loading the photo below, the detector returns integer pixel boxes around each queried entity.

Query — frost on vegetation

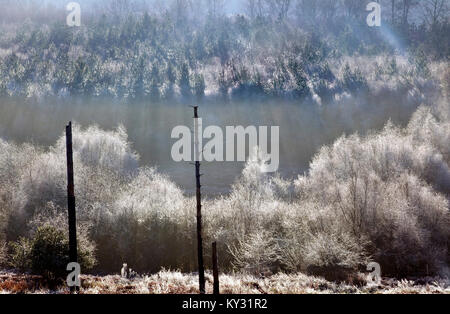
[0,104,449,279]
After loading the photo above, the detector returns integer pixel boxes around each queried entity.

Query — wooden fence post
[66,122,78,293]
[193,107,205,294]
[212,242,220,295]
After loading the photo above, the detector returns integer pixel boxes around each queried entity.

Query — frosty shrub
[15,149,67,225]
[9,237,32,271]
[0,139,44,240]
[294,108,450,276]
[407,106,450,168]
[205,156,286,235]
[230,231,282,275]
[302,232,368,270]
[54,124,140,175]
[10,225,96,280]
[101,167,192,272]
[8,201,96,279]
[222,105,447,277]
[1,105,448,278]
[9,202,96,279]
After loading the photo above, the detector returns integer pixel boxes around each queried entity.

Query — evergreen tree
[69,58,89,96]
[178,63,191,98]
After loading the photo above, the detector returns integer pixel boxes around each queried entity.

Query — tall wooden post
[66,122,78,292]
[212,242,220,295]
[193,106,205,294]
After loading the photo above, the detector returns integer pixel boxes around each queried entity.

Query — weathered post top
[193,105,199,119]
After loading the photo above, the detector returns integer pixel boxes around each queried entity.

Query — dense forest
[0,0,448,101]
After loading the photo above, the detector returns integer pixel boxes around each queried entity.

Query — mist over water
[0,97,419,195]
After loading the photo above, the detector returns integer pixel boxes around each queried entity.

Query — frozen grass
[0,270,448,295]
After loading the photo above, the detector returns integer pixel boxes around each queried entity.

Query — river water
[0,97,418,195]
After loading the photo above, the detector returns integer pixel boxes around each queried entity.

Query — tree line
[0,0,447,100]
